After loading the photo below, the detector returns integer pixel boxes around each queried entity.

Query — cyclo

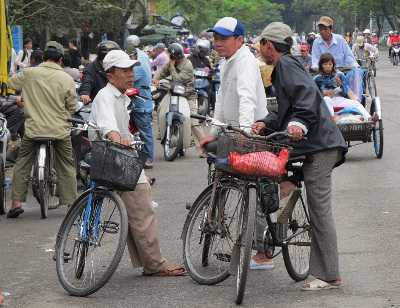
[181,114,311,305]
[335,65,383,158]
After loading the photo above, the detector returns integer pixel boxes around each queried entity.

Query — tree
[156,0,283,33]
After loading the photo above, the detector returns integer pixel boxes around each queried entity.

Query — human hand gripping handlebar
[190,113,290,141]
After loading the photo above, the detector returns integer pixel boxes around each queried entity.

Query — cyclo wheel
[370,101,383,159]
[235,186,256,305]
[0,158,6,215]
[182,179,244,285]
[282,187,311,282]
[163,121,183,161]
[372,119,384,159]
[56,188,128,297]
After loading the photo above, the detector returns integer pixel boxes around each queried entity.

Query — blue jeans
[131,111,154,161]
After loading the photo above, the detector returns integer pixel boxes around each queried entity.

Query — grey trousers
[303,149,341,282]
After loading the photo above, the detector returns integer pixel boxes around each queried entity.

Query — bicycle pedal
[214,252,231,262]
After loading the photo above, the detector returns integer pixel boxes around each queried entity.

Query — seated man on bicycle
[6,41,77,218]
[89,49,185,276]
[253,22,347,290]
[352,35,378,66]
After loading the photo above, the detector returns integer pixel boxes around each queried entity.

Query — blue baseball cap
[207,17,245,37]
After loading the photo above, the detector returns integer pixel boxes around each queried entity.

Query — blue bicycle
[55,118,144,296]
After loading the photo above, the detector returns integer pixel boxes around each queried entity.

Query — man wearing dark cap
[311,16,356,70]
[6,41,77,218]
[252,22,347,290]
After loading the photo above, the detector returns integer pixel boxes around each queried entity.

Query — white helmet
[363,29,371,35]
[126,35,141,48]
[389,30,394,35]
[196,39,211,50]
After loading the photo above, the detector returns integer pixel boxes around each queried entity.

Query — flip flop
[143,265,187,277]
[6,208,24,219]
[301,278,341,291]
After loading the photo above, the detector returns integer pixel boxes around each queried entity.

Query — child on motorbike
[314,52,375,123]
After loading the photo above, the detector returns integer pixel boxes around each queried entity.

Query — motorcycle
[209,66,221,116]
[157,80,191,161]
[194,67,211,115]
[71,101,92,188]
[392,44,400,66]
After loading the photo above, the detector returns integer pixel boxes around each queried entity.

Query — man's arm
[7,70,26,91]
[65,78,78,115]
[91,94,120,139]
[78,66,95,96]
[311,40,321,70]
[169,60,193,82]
[342,38,357,67]
[153,63,169,81]
[365,43,379,58]
[280,59,320,133]
[236,59,264,128]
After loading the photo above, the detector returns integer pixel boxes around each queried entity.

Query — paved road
[1,57,400,308]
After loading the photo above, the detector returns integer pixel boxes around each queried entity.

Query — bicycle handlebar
[190,113,289,141]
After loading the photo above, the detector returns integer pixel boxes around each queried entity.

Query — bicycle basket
[215,132,292,179]
[90,140,146,191]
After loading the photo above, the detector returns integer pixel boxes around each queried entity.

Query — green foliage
[157,0,283,33]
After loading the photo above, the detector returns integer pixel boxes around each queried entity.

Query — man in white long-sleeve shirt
[201,17,270,269]
[203,17,267,133]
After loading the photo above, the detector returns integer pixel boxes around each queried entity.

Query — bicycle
[181,115,311,305]
[55,118,146,297]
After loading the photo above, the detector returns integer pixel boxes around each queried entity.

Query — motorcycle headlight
[173,85,185,96]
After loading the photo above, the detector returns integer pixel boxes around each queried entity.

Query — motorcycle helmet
[126,35,141,48]
[96,40,120,61]
[167,43,184,60]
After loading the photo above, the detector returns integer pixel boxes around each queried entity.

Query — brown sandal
[143,265,187,277]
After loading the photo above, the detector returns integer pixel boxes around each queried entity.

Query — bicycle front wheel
[56,188,128,296]
[235,187,256,305]
[182,180,244,285]
[282,188,311,282]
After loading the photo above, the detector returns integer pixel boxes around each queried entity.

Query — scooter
[392,43,400,66]
[157,81,191,161]
[194,67,211,115]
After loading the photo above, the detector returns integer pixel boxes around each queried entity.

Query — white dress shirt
[214,45,267,131]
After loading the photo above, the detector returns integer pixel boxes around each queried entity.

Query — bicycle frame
[79,181,104,245]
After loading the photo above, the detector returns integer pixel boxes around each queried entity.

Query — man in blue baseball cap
[203,16,266,130]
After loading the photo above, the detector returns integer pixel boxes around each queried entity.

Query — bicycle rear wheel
[56,188,128,296]
[235,187,256,305]
[282,188,311,282]
[182,180,244,285]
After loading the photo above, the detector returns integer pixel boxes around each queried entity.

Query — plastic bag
[228,148,289,177]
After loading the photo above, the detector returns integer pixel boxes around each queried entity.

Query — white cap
[103,50,138,72]
[363,29,371,34]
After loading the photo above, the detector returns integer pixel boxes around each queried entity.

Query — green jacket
[8,62,76,139]
[155,58,196,98]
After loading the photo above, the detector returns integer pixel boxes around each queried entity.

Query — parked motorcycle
[194,67,211,115]
[209,65,221,116]
[157,81,191,161]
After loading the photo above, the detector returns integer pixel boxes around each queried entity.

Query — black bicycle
[182,115,311,305]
